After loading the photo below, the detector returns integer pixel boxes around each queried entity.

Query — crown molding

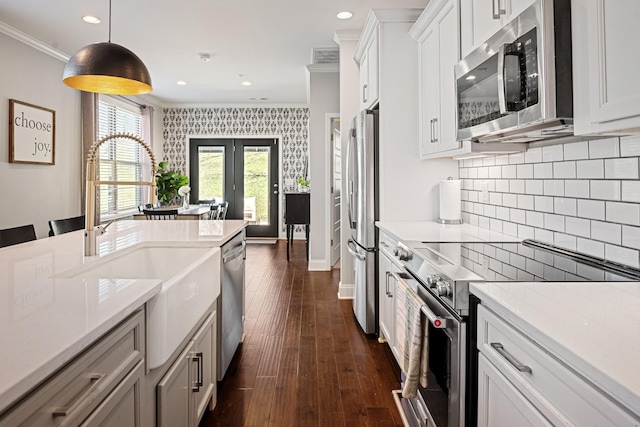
[306,63,339,73]
[333,30,362,45]
[0,20,69,62]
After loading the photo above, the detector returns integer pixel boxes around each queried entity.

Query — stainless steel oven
[455,0,573,144]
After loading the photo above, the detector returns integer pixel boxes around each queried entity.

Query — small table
[133,205,212,220]
[284,193,310,261]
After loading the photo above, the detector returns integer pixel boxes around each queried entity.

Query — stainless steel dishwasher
[218,231,246,380]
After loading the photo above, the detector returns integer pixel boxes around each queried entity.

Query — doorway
[330,117,341,267]
[189,138,279,238]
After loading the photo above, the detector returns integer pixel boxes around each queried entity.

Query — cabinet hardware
[362,84,368,103]
[52,373,105,417]
[491,342,532,373]
[493,0,507,19]
[192,352,204,391]
[433,118,438,143]
[385,271,392,297]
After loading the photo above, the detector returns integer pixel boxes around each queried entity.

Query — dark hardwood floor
[199,239,403,427]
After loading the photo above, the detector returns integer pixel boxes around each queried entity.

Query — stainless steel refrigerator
[346,109,378,334]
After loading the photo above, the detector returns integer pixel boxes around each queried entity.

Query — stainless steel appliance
[455,0,573,144]
[346,109,379,334]
[391,238,640,427]
[218,231,246,380]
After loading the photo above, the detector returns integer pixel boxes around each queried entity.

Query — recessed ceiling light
[82,15,101,24]
[337,11,353,19]
[466,75,476,80]
[177,80,187,85]
[242,81,252,86]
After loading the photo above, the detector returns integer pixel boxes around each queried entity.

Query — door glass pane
[198,146,224,201]
[243,146,270,225]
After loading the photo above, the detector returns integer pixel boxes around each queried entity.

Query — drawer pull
[192,352,204,392]
[52,373,105,417]
[491,343,532,373]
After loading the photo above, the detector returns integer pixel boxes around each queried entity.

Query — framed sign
[9,99,56,165]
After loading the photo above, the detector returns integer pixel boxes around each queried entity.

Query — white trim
[0,21,69,62]
[185,134,285,238]
[334,30,362,44]
[337,282,355,299]
[354,9,424,62]
[308,260,330,271]
[325,113,340,271]
[161,102,309,109]
[306,64,339,73]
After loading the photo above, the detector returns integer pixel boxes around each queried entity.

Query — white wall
[306,64,340,270]
[0,32,82,238]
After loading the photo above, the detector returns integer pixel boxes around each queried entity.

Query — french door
[189,138,279,238]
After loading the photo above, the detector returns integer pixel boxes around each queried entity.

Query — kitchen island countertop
[471,281,640,419]
[0,219,247,413]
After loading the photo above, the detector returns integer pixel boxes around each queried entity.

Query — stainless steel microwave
[455,0,573,144]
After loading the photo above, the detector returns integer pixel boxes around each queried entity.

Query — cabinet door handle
[492,0,500,19]
[385,271,391,297]
[362,84,368,103]
[191,352,204,391]
[52,373,105,417]
[432,118,438,143]
[490,343,532,373]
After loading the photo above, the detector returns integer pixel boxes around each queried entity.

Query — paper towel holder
[438,177,463,225]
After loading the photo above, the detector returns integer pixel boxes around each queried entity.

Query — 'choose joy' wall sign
[9,99,56,165]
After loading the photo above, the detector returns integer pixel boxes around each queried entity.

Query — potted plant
[296,176,310,192]
[155,161,189,205]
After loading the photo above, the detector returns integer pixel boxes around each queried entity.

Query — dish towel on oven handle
[395,275,429,398]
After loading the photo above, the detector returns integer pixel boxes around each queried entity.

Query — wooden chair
[142,209,178,220]
[48,215,85,236]
[0,224,37,248]
[137,203,154,213]
[211,201,228,220]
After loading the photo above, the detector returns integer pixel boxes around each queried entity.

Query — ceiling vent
[312,48,339,64]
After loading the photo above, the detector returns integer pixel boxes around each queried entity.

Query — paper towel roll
[439,179,462,222]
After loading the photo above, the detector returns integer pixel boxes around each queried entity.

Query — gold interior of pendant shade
[63,42,152,95]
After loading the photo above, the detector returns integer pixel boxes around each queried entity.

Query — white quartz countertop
[470,281,640,418]
[0,219,247,413]
[375,221,522,243]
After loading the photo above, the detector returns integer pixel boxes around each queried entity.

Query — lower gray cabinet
[157,311,217,427]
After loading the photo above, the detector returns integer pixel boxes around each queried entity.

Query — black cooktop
[412,239,640,282]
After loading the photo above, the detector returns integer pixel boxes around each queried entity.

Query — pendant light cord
[108,0,112,43]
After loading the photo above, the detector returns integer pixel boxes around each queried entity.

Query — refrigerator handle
[347,239,366,261]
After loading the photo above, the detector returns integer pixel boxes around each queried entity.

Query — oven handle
[391,390,411,427]
[391,272,448,329]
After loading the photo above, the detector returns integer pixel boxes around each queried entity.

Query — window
[97,96,151,219]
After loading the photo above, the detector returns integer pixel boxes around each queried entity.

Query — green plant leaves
[155,161,189,203]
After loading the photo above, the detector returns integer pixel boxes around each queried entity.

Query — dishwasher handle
[223,241,246,263]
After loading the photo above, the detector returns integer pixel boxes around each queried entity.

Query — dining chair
[48,215,85,236]
[0,224,37,248]
[142,209,178,220]
[215,201,229,220]
[137,203,154,213]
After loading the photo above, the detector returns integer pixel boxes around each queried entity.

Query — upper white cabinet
[410,0,460,158]
[573,0,640,135]
[459,0,536,57]
[358,33,380,110]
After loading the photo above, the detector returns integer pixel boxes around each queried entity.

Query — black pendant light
[63,0,152,95]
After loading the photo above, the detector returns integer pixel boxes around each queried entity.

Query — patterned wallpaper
[161,107,309,190]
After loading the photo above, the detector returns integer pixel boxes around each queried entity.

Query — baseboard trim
[308,260,330,271]
[337,281,354,299]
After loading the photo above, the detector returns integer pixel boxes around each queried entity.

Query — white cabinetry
[359,34,379,110]
[377,232,401,361]
[573,0,640,135]
[477,304,639,426]
[157,311,217,427]
[459,0,536,57]
[410,0,460,158]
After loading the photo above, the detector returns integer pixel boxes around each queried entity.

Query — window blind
[97,97,151,219]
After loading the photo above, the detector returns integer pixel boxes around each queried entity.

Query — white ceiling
[0,0,428,105]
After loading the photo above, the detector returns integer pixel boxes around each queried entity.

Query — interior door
[331,126,341,266]
[189,138,279,238]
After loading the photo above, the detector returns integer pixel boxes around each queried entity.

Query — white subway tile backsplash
[566,217,591,238]
[554,198,577,216]
[468,191,479,202]
[577,159,605,179]
[553,161,576,179]
[467,167,478,179]
[509,152,525,164]
[620,135,640,157]
[472,158,484,167]
[503,193,517,207]
[622,181,640,203]
[502,165,517,179]
[478,216,490,229]
[490,218,503,232]
[534,228,554,244]
[477,167,489,178]
[606,201,640,226]
[589,137,620,159]
[590,180,621,201]
[463,159,473,168]
[518,224,535,239]
[565,180,590,198]
[544,180,565,196]
[534,196,554,213]
[496,206,510,220]
[495,179,510,193]
[604,158,639,179]
[591,220,622,245]
[459,168,468,179]
[483,157,496,166]
[474,203,484,215]
[510,208,526,224]
[577,199,606,220]
[489,192,502,205]
[484,205,496,218]
[488,166,502,178]
[495,155,510,165]
[554,233,577,251]
[563,141,589,160]
[525,147,542,163]
[517,164,534,179]
[542,144,564,162]
[468,213,479,226]
[503,221,518,237]
[544,213,565,232]
[534,163,553,179]
[510,180,525,193]
[526,211,544,228]
[517,194,534,210]
[525,180,544,195]
[622,225,640,250]
[605,244,639,268]
[577,238,605,258]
